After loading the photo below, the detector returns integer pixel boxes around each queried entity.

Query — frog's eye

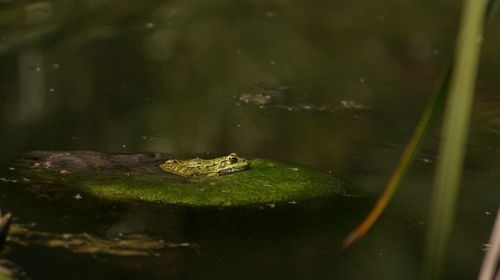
[228,153,238,164]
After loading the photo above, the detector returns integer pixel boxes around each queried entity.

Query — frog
[159,153,250,177]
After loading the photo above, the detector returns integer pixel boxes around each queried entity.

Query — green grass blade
[341,0,498,252]
[341,69,449,250]
[423,0,489,279]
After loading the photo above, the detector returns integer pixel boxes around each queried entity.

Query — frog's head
[216,153,250,175]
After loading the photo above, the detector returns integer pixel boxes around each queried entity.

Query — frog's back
[160,158,218,177]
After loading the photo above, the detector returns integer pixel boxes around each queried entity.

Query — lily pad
[12,151,344,207]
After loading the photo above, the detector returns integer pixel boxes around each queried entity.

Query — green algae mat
[8,151,344,207]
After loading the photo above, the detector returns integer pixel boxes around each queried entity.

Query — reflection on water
[0,0,499,279]
[17,48,45,122]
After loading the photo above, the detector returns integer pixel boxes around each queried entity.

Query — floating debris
[235,93,369,113]
[339,100,369,109]
[0,178,18,183]
[0,211,13,251]
[8,224,195,257]
[0,211,17,280]
[237,93,272,105]
[62,233,73,239]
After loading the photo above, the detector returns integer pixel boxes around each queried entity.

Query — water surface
[0,0,499,279]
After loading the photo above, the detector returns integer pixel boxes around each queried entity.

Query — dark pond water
[0,0,500,279]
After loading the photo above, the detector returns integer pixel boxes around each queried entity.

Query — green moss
[17,159,344,207]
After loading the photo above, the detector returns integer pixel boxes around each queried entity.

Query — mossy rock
[13,151,345,207]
